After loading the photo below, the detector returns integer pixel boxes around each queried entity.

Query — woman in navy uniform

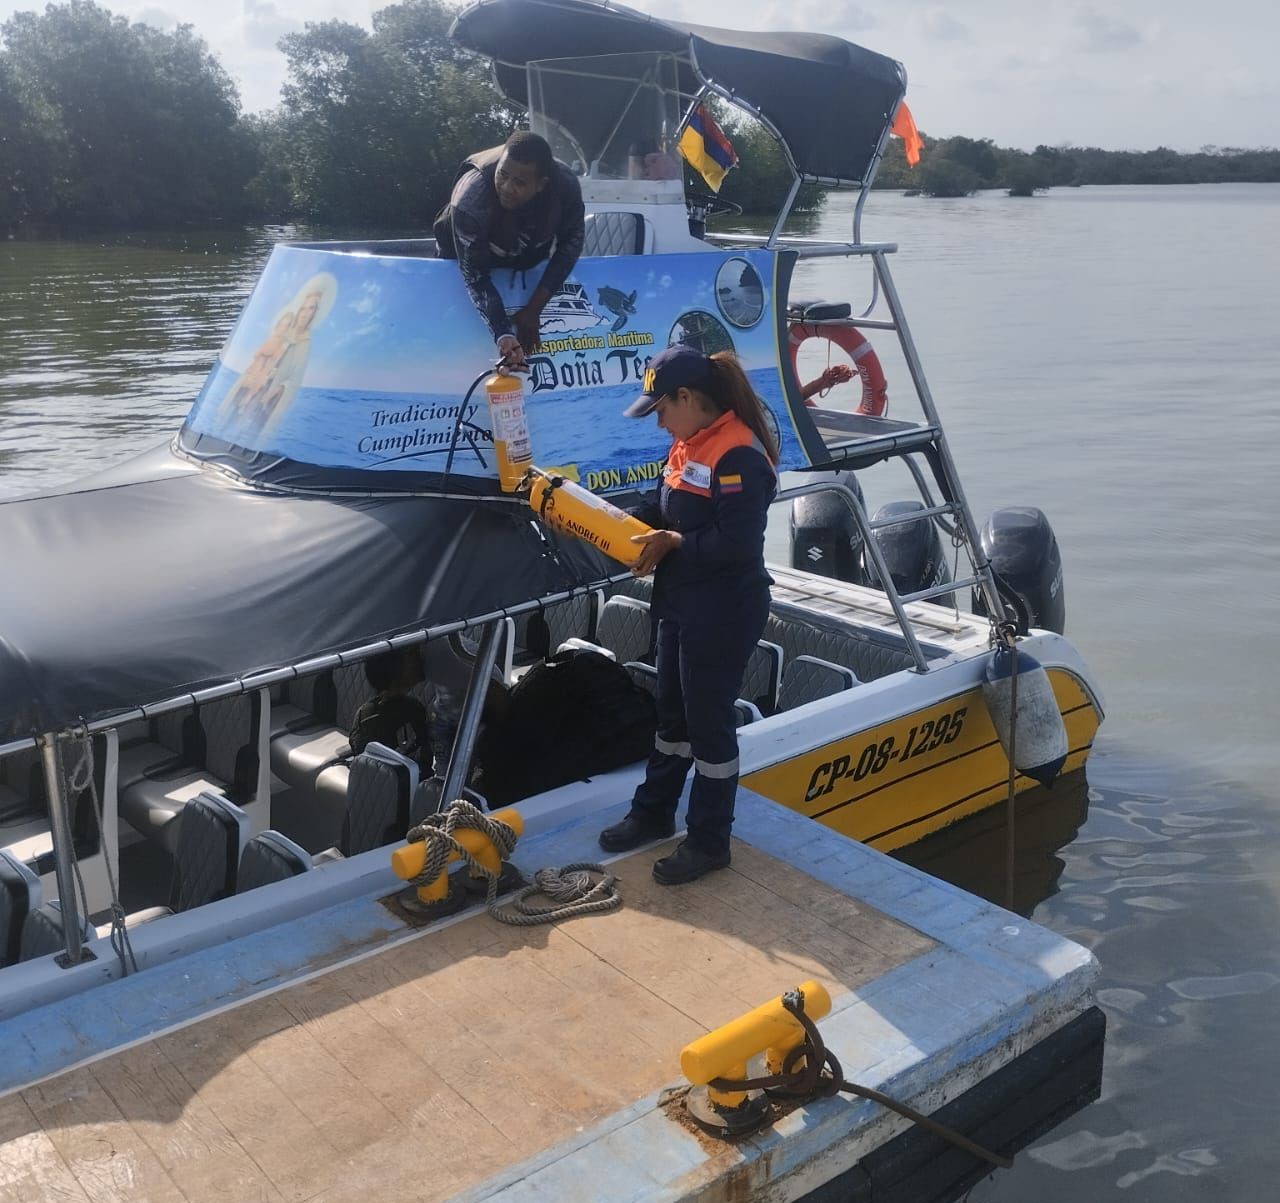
[599,344,778,884]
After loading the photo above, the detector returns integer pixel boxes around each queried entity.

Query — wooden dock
[0,790,1100,1203]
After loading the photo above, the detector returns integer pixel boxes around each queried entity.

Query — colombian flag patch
[718,472,743,494]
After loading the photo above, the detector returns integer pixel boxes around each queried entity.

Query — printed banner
[183,244,815,493]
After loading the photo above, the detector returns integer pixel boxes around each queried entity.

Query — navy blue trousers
[630,591,770,854]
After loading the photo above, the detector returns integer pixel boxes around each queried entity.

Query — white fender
[982,645,1068,788]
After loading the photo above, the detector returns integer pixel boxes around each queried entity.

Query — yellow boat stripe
[741,668,1100,852]
[809,700,1095,822]
[864,739,1095,846]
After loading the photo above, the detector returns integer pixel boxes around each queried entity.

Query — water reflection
[893,770,1091,916]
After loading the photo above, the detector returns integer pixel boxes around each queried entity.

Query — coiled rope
[404,799,621,925]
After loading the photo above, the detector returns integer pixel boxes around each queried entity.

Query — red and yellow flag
[679,105,739,192]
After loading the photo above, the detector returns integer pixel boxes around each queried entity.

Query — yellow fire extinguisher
[525,466,654,566]
[483,371,534,493]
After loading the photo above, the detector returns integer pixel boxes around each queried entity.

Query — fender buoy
[981,644,1068,788]
[788,322,888,416]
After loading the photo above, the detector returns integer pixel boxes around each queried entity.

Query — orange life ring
[788,321,888,416]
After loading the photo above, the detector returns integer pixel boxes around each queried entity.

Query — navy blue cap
[623,344,712,418]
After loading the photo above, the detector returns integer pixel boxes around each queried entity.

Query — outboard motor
[973,507,1065,634]
[862,499,952,605]
[789,471,866,583]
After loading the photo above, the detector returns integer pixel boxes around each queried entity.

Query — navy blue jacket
[635,412,776,625]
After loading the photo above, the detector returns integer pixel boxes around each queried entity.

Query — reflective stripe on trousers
[630,595,769,855]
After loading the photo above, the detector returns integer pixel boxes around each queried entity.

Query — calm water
[3,185,1279,1198]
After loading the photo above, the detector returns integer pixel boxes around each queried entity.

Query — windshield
[527,52,687,180]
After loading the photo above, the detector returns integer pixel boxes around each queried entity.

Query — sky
[1,0,1276,152]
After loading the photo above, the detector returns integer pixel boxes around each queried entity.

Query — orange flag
[891,100,923,167]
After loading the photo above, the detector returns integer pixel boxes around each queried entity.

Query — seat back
[19,899,93,963]
[342,752,411,855]
[333,663,372,734]
[0,849,42,968]
[169,792,249,912]
[201,693,261,805]
[739,640,784,714]
[596,596,654,664]
[547,591,604,652]
[764,609,916,684]
[778,655,859,711]
[237,831,312,893]
[582,211,652,257]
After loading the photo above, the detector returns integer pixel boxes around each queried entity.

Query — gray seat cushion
[778,655,859,711]
[238,831,310,893]
[20,901,92,962]
[596,596,654,664]
[342,755,410,856]
[1,850,40,967]
[582,211,648,257]
[740,641,783,714]
[170,795,240,912]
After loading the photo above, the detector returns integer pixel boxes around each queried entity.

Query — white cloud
[137,6,180,30]
[762,1,875,33]
[243,1,304,53]
[1,0,1276,151]
[921,10,969,42]
[1074,7,1142,52]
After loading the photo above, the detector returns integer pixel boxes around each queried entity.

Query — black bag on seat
[474,648,656,807]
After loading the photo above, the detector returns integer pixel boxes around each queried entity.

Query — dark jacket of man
[433,146,586,342]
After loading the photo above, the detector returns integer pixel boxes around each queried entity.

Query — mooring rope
[405,799,621,925]
[489,863,621,926]
[708,989,1013,1169]
[65,729,137,975]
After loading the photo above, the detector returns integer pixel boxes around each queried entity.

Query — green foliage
[1,0,254,229]
[874,128,1280,198]
[4,0,1280,231]
[0,53,62,229]
[934,136,998,184]
[711,116,824,216]
[917,157,981,198]
[257,1,516,225]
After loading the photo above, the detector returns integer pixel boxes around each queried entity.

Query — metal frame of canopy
[450,0,908,242]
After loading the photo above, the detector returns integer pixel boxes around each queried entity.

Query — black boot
[651,840,731,885]
[598,811,675,853]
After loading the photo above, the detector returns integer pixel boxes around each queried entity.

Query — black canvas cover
[0,446,612,742]
[451,0,905,185]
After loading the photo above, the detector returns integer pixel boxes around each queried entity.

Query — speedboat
[0,0,1102,974]
[0,9,1103,1196]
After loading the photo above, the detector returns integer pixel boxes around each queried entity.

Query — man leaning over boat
[433,130,586,370]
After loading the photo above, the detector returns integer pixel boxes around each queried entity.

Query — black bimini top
[451,0,905,186]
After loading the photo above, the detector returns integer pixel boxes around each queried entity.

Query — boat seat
[582,211,653,257]
[734,700,764,728]
[342,747,414,856]
[624,661,658,697]
[787,298,853,321]
[778,655,860,711]
[764,609,916,684]
[594,596,654,664]
[740,639,784,715]
[237,830,313,892]
[515,591,605,662]
[410,779,488,826]
[169,791,249,913]
[19,899,94,963]
[0,849,42,968]
[118,695,261,854]
[269,664,368,793]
